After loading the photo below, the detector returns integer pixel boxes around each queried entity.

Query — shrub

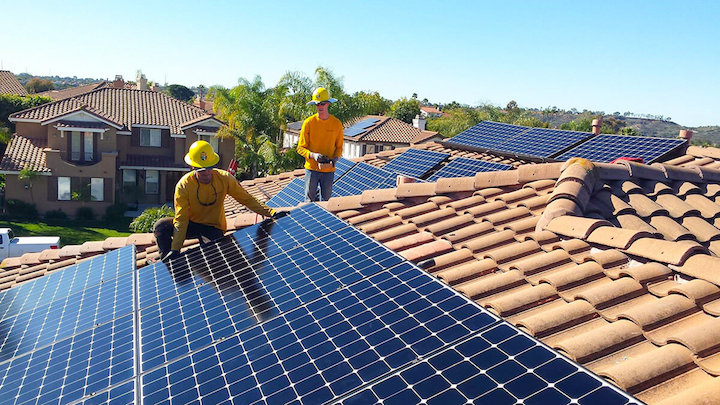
[5,199,37,219]
[75,207,95,222]
[44,209,68,223]
[104,203,128,223]
[130,205,174,233]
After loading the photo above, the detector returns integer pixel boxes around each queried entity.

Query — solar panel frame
[331,162,396,197]
[426,157,513,181]
[446,121,531,150]
[382,149,450,179]
[333,157,356,181]
[266,177,308,208]
[492,127,593,158]
[555,134,687,163]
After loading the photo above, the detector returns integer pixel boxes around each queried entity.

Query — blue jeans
[305,169,334,202]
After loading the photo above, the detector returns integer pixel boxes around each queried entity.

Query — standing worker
[297,87,344,202]
[153,140,279,262]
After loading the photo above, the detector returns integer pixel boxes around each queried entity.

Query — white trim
[117,131,132,135]
[132,124,170,129]
[180,117,224,130]
[171,134,187,138]
[43,112,122,129]
[7,118,40,123]
[118,166,190,172]
[0,170,52,176]
[55,126,108,133]
[195,131,217,136]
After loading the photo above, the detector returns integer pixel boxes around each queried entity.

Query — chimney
[197,88,205,109]
[150,82,157,91]
[679,129,693,141]
[112,75,125,89]
[412,114,426,131]
[592,118,602,135]
[137,73,147,90]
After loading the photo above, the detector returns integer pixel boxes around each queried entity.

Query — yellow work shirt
[171,169,274,250]
[297,114,344,172]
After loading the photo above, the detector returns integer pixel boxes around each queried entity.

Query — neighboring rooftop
[0,70,28,96]
[10,87,217,134]
[36,81,108,100]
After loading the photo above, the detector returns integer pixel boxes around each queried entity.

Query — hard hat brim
[185,151,220,168]
[306,98,338,106]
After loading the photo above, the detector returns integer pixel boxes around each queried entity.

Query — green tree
[130,205,174,233]
[0,94,52,132]
[167,84,194,102]
[18,168,40,204]
[388,97,421,123]
[24,78,54,93]
[353,91,391,116]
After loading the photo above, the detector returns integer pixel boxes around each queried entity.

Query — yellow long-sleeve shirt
[171,169,274,250]
[296,114,344,172]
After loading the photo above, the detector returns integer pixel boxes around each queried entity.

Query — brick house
[0,85,232,216]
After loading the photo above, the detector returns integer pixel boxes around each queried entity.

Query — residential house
[282,114,443,158]
[420,105,444,118]
[0,70,28,96]
[1,83,231,216]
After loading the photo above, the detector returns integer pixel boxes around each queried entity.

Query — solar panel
[334,157,356,181]
[493,127,593,158]
[343,118,381,138]
[446,121,531,150]
[331,162,396,197]
[266,177,308,208]
[382,149,450,179]
[343,127,365,137]
[341,322,634,404]
[555,134,687,163]
[427,157,513,181]
[355,118,380,129]
[140,261,497,404]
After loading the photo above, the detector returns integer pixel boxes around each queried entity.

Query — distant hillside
[15,73,106,90]
[532,111,720,146]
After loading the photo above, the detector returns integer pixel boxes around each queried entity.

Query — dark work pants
[153,217,224,258]
[304,169,334,202]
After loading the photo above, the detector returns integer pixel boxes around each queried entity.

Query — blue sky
[2,0,718,127]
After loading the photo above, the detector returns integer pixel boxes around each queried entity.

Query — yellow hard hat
[185,140,219,168]
[307,87,338,105]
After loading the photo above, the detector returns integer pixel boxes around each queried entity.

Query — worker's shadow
[165,218,278,324]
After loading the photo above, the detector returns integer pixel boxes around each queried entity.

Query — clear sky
[2,0,718,127]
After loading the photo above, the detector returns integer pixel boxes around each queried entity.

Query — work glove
[271,210,289,220]
[162,250,181,263]
[310,152,331,163]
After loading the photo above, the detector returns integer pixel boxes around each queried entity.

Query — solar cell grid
[382,149,450,179]
[333,157,356,181]
[141,261,497,404]
[341,323,635,405]
[0,246,133,321]
[331,162,396,197]
[138,204,404,370]
[427,157,513,181]
[493,127,592,158]
[555,134,687,163]
[447,121,530,150]
[265,177,308,208]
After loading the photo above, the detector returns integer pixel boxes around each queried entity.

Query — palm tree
[18,168,39,204]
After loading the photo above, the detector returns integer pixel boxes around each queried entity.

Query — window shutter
[48,177,57,201]
[94,133,99,162]
[131,128,139,147]
[161,129,168,148]
[104,177,113,203]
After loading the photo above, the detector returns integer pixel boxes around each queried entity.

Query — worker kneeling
[154,140,279,262]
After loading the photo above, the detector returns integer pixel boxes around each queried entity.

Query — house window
[70,131,94,162]
[140,128,162,147]
[91,178,104,201]
[198,134,218,152]
[123,169,136,189]
[58,177,71,200]
[146,170,159,194]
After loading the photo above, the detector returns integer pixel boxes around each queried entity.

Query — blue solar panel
[342,322,634,404]
[332,162,396,197]
[141,261,497,404]
[447,121,531,150]
[356,118,381,129]
[383,149,450,179]
[334,157,356,181]
[266,177,308,208]
[343,127,365,137]
[427,157,514,181]
[555,135,687,163]
[343,118,381,138]
[493,127,593,158]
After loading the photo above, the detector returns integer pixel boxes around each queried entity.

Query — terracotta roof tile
[545,216,611,239]
[473,170,520,189]
[0,135,50,173]
[624,238,704,265]
[555,319,644,363]
[684,194,720,218]
[435,258,497,285]
[655,376,720,405]
[618,263,672,284]
[626,193,668,217]
[516,162,563,183]
[0,70,27,95]
[516,299,596,337]
[648,215,694,241]
[655,194,701,218]
[677,255,720,285]
[484,283,557,316]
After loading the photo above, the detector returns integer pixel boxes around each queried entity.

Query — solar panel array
[0,204,637,405]
[331,162,397,197]
[447,121,530,150]
[266,158,357,207]
[555,134,688,163]
[382,149,450,179]
[493,127,592,158]
[427,157,514,181]
[344,118,381,137]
